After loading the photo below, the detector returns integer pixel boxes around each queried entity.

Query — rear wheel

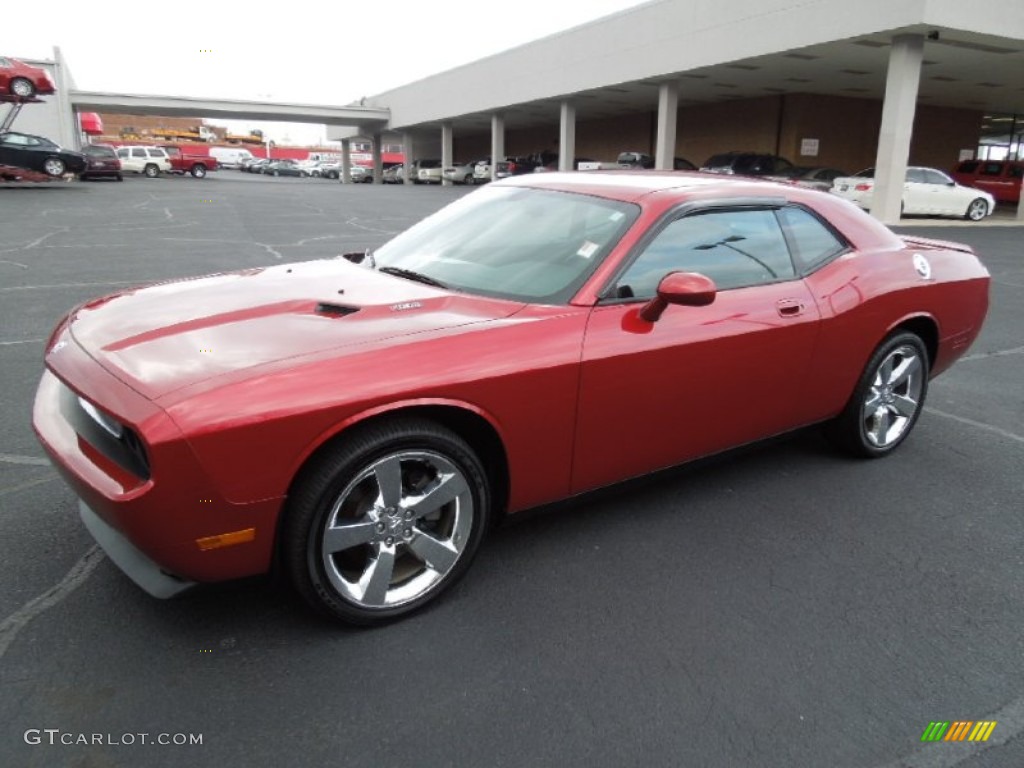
[190,164,207,178]
[826,332,929,458]
[143,163,159,178]
[282,418,490,625]
[965,198,988,221]
[10,77,34,98]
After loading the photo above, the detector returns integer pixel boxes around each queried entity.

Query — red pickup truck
[161,145,218,178]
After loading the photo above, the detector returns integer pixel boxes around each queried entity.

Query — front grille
[59,384,151,480]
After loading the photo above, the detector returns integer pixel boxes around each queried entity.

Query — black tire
[116,173,123,181]
[825,332,930,458]
[190,164,207,179]
[965,198,988,221]
[10,77,34,98]
[282,418,490,625]
[143,163,159,178]
[42,157,66,177]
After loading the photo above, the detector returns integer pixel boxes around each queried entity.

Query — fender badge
[912,253,932,280]
[390,301,422,312]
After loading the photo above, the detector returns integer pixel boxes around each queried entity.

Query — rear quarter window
[777,206,848,273]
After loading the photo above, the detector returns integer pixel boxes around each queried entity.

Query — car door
[922,168,962,215]
[572,205,820,494]
[902,168,933,213]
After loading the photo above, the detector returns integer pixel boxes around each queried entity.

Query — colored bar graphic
[969,721,997,742]
[945,721,973,741]
[921,721,996,742]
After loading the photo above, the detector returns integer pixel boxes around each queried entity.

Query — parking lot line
[925,407,1024,444]
[0,545,104,661]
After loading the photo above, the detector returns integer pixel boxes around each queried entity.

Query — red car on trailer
[32,172,990,625]
[0,56,55,98]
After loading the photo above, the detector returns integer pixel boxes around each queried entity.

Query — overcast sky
[3,0,650,144]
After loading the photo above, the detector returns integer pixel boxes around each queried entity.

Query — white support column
[655,82,678,170]
[559,101,576,172]
[340,139,351,184]
[402,131,415,184]
[372,132,383,184]
[870,34,924,224]
[1018,185,1024,221]
[441,122,454,187]
[490,113,505,181]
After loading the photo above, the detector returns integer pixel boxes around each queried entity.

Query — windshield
[373,186,639,303]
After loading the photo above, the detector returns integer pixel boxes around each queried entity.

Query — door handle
[776,299,804,317]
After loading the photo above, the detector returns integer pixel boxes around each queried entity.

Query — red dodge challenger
[33,172,990,624]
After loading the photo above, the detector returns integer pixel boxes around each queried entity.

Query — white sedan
[831,167,995,221]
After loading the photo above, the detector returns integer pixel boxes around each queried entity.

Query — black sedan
[263,160,308,177]
[0,131,87,178]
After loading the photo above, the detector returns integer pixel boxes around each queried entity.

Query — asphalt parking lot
[1,172,1022,768]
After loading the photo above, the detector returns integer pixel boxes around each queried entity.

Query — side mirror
[639,271,717,322]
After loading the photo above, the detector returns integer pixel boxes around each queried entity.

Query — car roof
[498,169,788,202]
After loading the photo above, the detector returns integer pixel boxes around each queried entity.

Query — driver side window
[616,209,796,298]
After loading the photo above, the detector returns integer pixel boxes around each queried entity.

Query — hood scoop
[315,302,359,318]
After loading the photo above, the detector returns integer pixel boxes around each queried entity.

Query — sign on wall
[800,138,820,157]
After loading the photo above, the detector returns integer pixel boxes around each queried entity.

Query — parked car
[701,151,797,176]
[382,164,404,184]
[33,172,990,625]
[0,56,55,98]
[950,159,1023,204]
[238,156,263,172]
[442,161,478,185]
[161,146,218,178]
[0,131,86,177]
[79,144,122,181]
[534,157,597,172]
[831,167,996,221]
[115,146,172,178]
[319,162,343,180]
[264,159,308,177]
[348,165,373,183]
[246,158,273,174]
[772,166,849,192]
[473,158,530,182]
[414,159,443,184]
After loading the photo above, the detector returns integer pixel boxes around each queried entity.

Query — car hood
[67,259,525,400]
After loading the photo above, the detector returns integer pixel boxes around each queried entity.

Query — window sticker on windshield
[577,241,599,259]
[609,211,625,221]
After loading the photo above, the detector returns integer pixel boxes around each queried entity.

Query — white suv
[115,146,172,178]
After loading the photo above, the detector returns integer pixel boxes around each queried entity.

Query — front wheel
[42,157,66,177]
[143,163,159,178]
[282,419,490,625]
[825,332,929,458]
[190,164,207,178]
[10,77,34,98]
[965,198,988,221]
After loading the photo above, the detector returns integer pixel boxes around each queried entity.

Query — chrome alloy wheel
[861,345,924,448]
[966,198,988,221]
[319,450,473,609]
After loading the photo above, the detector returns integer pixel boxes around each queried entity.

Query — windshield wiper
[378,266,447,289]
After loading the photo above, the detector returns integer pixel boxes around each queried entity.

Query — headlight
[77,397,124,439]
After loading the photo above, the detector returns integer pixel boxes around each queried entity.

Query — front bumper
[79,500,195,598]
